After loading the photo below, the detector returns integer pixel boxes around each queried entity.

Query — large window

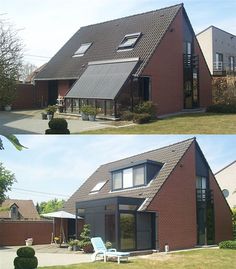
[120,213,136,250]
[112,165,145,191]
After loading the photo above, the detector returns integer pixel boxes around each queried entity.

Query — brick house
[63,138,232,252]
[35,3,212,118]
[0,199,40,220]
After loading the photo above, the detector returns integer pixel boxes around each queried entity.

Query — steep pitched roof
[0,199,40,220]
[35,4,183,80]
[63,138,195,214]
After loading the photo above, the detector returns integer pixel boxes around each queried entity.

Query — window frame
[118,32,142,50]
[73,42,92,57]
[112,164,146,191]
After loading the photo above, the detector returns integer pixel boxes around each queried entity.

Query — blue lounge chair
[91,237,130,264]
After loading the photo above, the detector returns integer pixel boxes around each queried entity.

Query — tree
[0,134,27,151]
[0,162,16,203]
[20,62,37,83]
[0,17,23,107]
[37,199,65,214]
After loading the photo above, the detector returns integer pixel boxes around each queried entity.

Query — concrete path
[0,110,111,134]
[0,245,92,269]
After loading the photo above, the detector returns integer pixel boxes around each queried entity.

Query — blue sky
[1,0,236,66]
[1,135,235,204]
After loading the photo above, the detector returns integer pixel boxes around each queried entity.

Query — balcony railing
[213,61,236,76]
[196,189,213,203]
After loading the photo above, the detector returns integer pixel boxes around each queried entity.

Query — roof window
[118,33,141,50]
[90,181,106,193]
[73,43,92,57]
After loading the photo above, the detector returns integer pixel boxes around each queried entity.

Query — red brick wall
[58,80,71,97]
[194,38,212,108]
[35,81,48,107]
[147,143,197,251]
[12,84,36,110]
[142,8,212,116]
[209,172,233,242]
[0,221,53,246]
[142,9,184,115]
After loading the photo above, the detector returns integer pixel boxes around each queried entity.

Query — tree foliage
[0,162,16,203]
[37,199,65,214]
[0,134,27,151]
[0,17,23,106]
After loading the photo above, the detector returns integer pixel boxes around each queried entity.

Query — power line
[12,187,69,198]
[24,54,51,59]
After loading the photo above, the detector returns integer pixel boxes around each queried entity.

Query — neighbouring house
[35,3,212,118]
[63,138,232,252]
[197,26,236,76]
[0,199,40,220]
[215,161,236,208]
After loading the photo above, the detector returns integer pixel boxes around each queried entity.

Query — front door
[48,80,58,105]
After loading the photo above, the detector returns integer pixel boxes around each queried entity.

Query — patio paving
[0,109,111,134]
[0,244,92,269]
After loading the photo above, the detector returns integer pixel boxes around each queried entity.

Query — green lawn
[82,113,236,134]
[38,249,236,269]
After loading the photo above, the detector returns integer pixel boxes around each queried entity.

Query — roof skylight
[90,181,106,193]
[118,32,141,50]
[73,43,92,57]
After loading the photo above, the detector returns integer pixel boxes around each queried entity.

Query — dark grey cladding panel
[65,59,139,99]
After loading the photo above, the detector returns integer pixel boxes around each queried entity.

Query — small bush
[120,111,135,121]
[133,101,157,119]
[17,247,35,258]
[48,118,68,130]
[45,129,70,134]
[133,113,152,124]
[14,257,38,269]
[219,240,236,249]
[206,104,236,114]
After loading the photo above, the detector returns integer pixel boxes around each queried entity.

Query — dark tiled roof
[63,138,195,214]
[36,4,183,80]
[0,199,40,220]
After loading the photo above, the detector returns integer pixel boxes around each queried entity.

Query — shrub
[45,118,70,134]
[14,257,38,269]
[14,247,38,269]
[133,113,152,124]
[45,129,70,134]
[206,104,236,114]
[17,247,35,258]
[120,111,135,121]
[48,118,68,130]
[133,101,157,119]
[219,240,236,249]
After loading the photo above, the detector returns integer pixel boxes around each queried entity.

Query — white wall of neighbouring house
[215,161,236,208]
[197,27,213,74]
[212,27,236,68]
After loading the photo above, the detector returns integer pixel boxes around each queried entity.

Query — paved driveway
[0,245,92,269]
[0,110,111,134]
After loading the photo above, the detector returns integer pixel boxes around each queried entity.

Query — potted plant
[45,105,57,120]
[80,105,90,121]
[25,238,33,246]
[87,106,97,121]
[79,224,93,253]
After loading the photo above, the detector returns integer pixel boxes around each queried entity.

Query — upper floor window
[118,33,141,50]
[112,165,145,191]
[73,43,92,57]
[111,160,162,192]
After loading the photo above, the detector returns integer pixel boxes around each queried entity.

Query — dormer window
[73,43,92,57]
[118,32,141,50]
[111,160,162,191]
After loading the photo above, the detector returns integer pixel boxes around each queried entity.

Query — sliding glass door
[120,213,136,250]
